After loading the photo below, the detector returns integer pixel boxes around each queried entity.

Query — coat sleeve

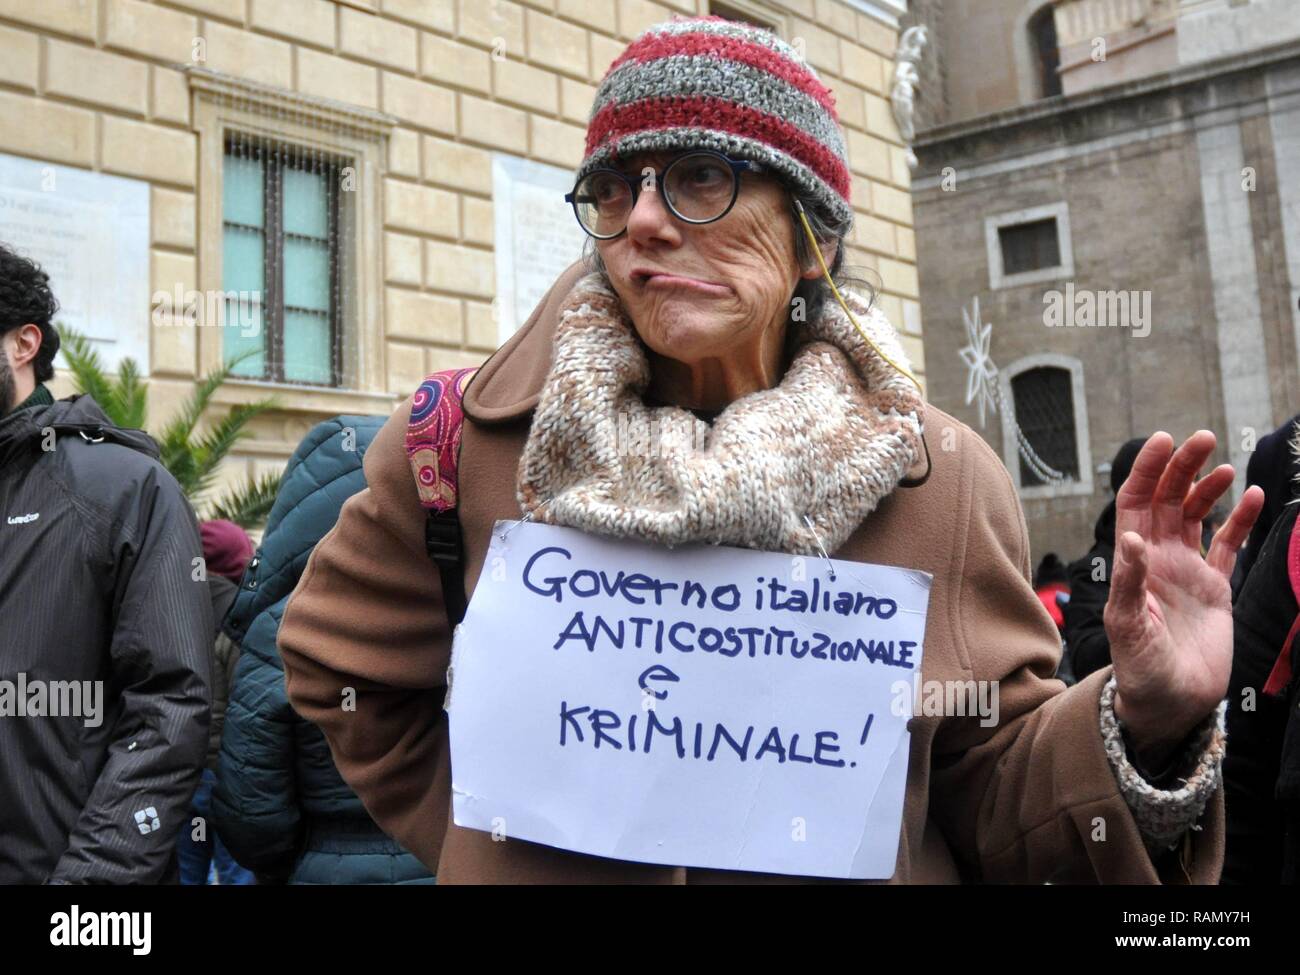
[926,433,1223,884]
[278,396,452,874]
[49,462,212,885]
[1221,502,1298,883]
[211,600,303,875]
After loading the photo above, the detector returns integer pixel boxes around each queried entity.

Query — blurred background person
[176,519,256,885]
[1232,414,1300,598]
[1033,553,1073,684]
[211,416,435,885]
[1223,420,1300,884]
[1064,438,1147,682]
[1033,552,1070,633]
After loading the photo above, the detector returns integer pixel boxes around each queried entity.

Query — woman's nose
[625,179,680,246]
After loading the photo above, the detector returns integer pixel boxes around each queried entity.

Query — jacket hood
[0,394,160,468]
[223,414,385,644]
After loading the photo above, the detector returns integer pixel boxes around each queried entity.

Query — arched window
[1029,6,1062,98]
[999,354,1093,498]
[1012,367,1077,483]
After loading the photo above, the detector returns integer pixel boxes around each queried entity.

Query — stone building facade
[0,0,921,507]
[905,0,1300,562]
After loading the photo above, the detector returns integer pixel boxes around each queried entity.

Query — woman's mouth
[634,271,731,297]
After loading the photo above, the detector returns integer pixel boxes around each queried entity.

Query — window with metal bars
[998,217,1061,276]
[221,137,345,386]
[1011,366,1079,485]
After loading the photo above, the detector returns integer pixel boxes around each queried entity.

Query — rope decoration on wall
[958,296,1069,485]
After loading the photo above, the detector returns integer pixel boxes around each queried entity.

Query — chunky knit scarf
[516,271,924,556]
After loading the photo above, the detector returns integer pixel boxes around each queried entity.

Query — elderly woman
[279,16,1262,883]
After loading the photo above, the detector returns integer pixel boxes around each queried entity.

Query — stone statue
[890,25,929,170]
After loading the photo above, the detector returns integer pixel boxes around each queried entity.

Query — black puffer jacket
[1223,499,1300,884]
[0,393,211,884]
[211,415,435,884]
[1232,415,1300,598]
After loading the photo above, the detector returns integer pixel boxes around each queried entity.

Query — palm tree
[58,326,284,530]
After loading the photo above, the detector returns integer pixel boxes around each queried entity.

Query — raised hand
[1103,431,1264,770]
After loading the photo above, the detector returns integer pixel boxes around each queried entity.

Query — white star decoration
[958,297,999,429]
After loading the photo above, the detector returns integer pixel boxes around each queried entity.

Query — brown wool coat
[278,261,1223,884]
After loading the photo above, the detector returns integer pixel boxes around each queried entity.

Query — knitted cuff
[1098,674,1226,856]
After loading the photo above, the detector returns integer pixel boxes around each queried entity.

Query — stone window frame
[984,201,1075,290]
[706,0,789,34]
[1013,0,1059,102]
[189,66,399,416]
[999,351,1094,500]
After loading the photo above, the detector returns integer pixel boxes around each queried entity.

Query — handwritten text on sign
[447,521,933,879]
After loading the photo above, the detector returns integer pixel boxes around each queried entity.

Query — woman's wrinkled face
[595,150,807,365]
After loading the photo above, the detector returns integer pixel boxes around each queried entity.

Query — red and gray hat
[578,16,853,230]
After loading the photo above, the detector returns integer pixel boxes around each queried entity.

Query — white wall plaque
[492,154,588,346]
[0,153,151,374]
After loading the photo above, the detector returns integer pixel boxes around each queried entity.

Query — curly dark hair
[0,242,61,383]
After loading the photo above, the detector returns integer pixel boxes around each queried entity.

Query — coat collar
[462,259,591,425]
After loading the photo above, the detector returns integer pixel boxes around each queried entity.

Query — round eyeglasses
[565,151,764,240]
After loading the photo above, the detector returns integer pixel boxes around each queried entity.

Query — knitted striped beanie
[578,16,853,230]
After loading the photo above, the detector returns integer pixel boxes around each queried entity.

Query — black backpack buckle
[425,512,462,569]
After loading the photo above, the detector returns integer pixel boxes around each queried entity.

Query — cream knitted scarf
[516,271,925,556]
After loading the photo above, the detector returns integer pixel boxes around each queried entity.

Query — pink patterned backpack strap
[406,367,477,514]
[406,367,477,626]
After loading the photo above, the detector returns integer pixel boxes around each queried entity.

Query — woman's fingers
[1182,464,1235,523]
[1115,433,1170,542]
[1116,433,1172,514]
[1105,530,1151,645]
[1148,430,1217,537]
[1206,485,1265,577]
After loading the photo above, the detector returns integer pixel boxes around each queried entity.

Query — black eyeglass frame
[564,150,765,240]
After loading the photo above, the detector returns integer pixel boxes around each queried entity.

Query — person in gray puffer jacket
[210,415,435,884]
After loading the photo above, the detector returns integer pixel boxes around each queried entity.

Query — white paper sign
[448,521,933,879]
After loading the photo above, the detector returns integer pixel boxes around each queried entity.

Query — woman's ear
[799,238,837,280]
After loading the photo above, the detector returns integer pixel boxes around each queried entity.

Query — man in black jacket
[1223,429,1300,884]
[0,244,212,884]
[1063,438,1147,681]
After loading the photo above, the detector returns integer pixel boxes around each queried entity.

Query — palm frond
[57,325,121,421]
[156,352,253,454]
[155,349,274,495]
[188,400,280,498]
[107,357,149,430]
[207,469,284,530]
